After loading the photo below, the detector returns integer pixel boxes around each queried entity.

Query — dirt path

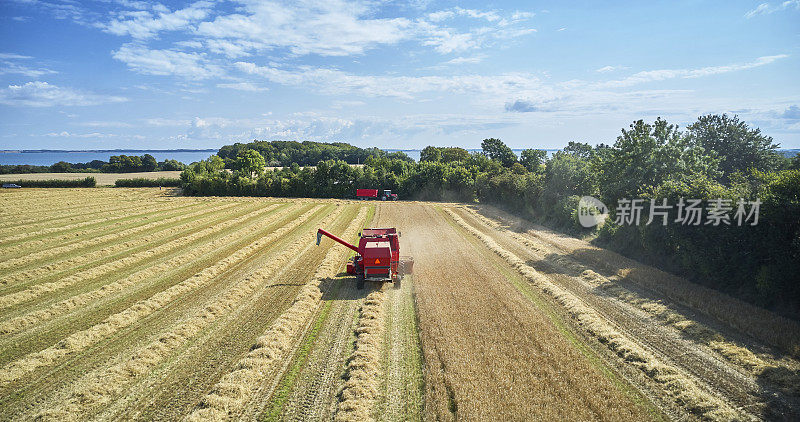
[388,203,657,421]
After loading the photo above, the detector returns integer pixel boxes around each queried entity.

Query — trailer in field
[355,188,398,201]
[356,188,379,200]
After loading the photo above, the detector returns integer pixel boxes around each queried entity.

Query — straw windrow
[187,206,369,421]
[445,207,741,421]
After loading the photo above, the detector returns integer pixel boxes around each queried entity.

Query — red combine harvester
[316,227,412,289]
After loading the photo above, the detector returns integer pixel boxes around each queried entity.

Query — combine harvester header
[316,227,412,289]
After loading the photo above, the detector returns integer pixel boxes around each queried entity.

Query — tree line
[181,114,800,319]
[0,154,187,174]
[217,140,413,167]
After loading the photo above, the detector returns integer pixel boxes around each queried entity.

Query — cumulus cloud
[782,105,800,119]
[505,99,539,112]
[100,1,214,39]
[0,81,127,107]
[174,113,521,144]
[111,44,222,79]
[196,1,413,57]
[235,61,543,98]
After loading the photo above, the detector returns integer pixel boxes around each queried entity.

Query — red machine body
[356,189,379,199]
[355,188,398,201]
[316,227,406,289]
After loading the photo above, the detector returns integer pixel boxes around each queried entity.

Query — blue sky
[1,0,799,150]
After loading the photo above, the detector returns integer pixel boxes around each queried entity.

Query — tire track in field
[0,200,210,262]
[378,277,424,422]
[187,206,368,421]
[111,206,361,421]
[0,201,232,276]
[0,203,293,346]
[259,275,363,421]
[0,202,275,314]
[444,207,744,421]
[0,204,327,392]
[400,204,655,421]
[335,285,387,422]
[29,205,351,421]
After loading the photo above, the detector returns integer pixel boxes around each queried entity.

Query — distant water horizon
[0,149,218,166]
[2,148,797,166]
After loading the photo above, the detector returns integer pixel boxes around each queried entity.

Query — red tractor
[316,227,412,289]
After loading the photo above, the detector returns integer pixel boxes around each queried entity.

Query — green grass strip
[260,280,340,422]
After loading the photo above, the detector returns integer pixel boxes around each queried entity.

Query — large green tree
[597,118,719,204]
[686,114,781,182]
[519,149,546,172]
[481,138,517,167]
[235,150,266,178]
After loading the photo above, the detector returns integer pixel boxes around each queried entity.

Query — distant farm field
[1,188,798,421]
[0,171,182,186]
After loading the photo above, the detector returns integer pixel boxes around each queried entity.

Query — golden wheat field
[1,188,798,421]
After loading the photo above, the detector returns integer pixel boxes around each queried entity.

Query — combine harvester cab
[316,227,413,289]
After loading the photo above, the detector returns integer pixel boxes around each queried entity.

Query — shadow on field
[530,250,800,420]
[756,366,800,420]
[319,274,376,301]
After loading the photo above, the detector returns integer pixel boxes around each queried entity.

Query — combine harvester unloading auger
[316,227,413,289]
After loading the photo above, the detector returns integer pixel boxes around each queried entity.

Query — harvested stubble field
[0,188,798,421]
[0,171,183,186]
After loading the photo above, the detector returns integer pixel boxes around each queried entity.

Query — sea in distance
[2,148,797,166]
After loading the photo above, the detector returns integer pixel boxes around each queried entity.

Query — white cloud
[427,10,454,22]
[0,53,33,59]
[0,81,127,107]
[236,61,544,99]
[145,117,191,126]
[599,54,788,87]
[511,11,535,20]
[44,131,119,138]
[101,1,214,39]
[745,0,800,18]
[0,62,58,77]
[444,55,487,64]
[79,121,134,128]
[0,52,57,77]
[112,44,223,79]
[595,65,627,73]
[217,82,269,92]
[196,1,413,57]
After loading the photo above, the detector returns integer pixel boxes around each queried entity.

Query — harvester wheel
[356,272,365,290]
[394,276,402,289]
